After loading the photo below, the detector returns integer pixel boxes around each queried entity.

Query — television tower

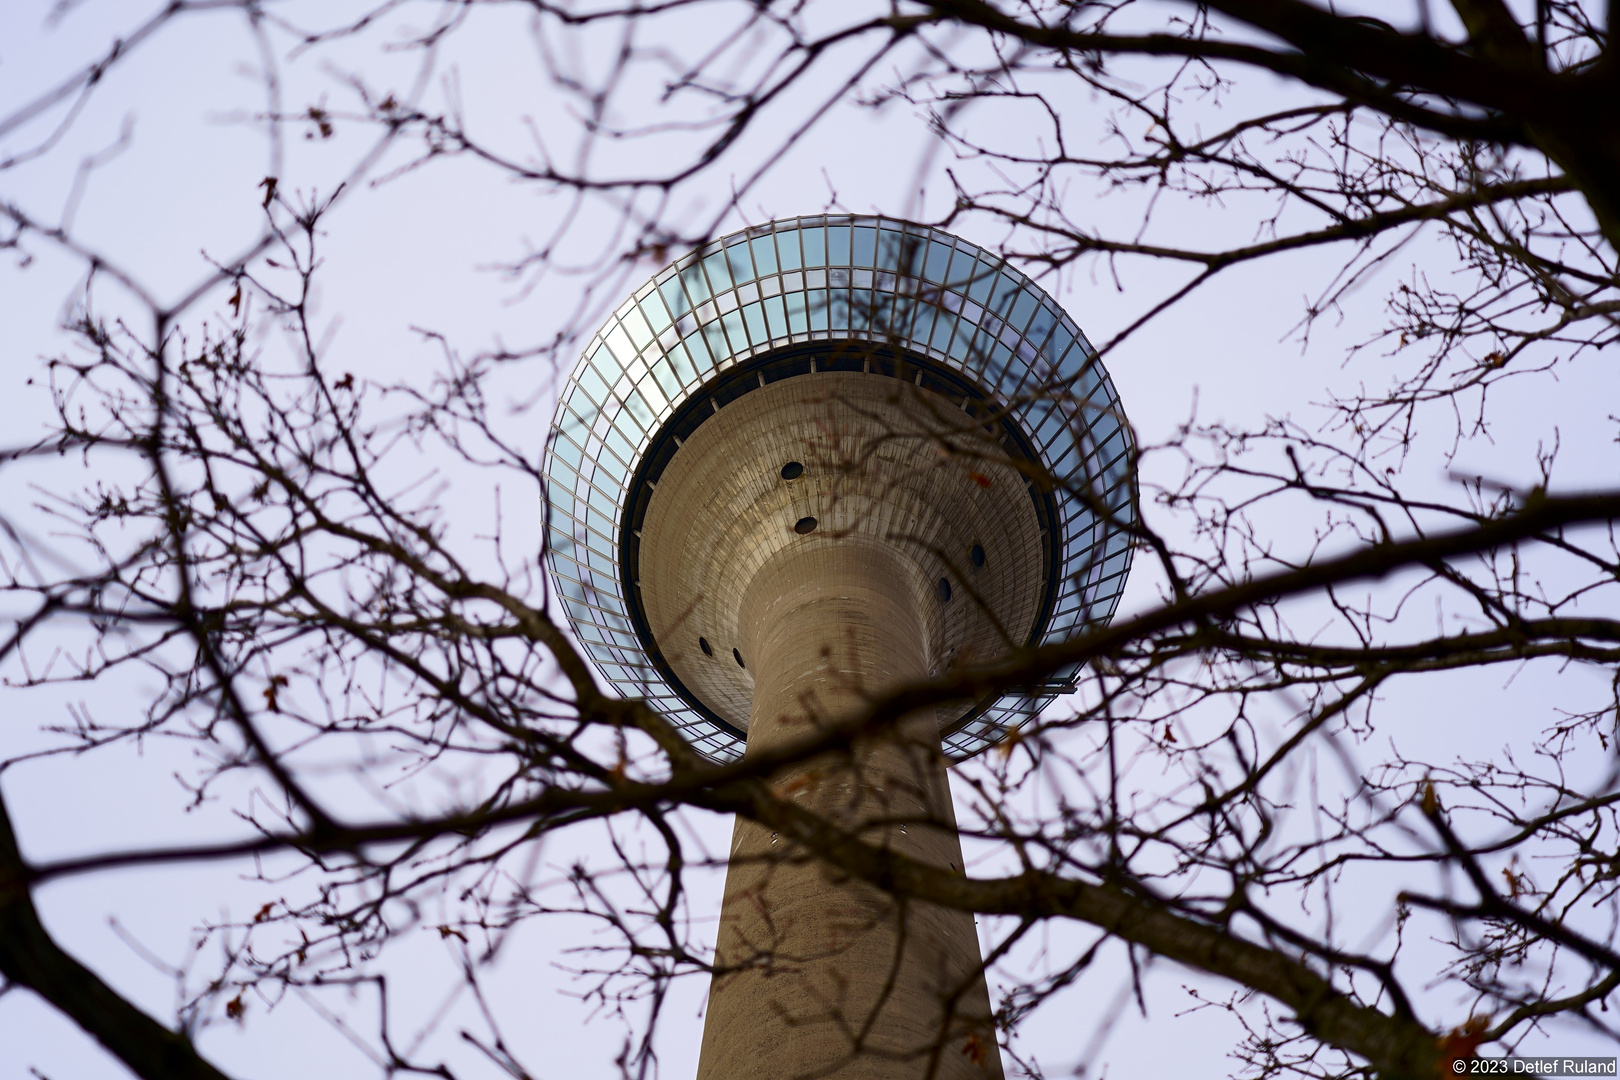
[545,217,1135,1078]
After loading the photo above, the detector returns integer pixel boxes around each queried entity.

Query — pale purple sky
[2,2,1617,1078]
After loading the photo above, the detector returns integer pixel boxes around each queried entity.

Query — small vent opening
[733,648,746,669]
[780,461,805,480]
[699,636,713,657]
[970,543,986,568]
[937,577,953,602]
[794,516,818,535]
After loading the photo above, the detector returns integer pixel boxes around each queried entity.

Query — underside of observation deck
[624,341,1060,742]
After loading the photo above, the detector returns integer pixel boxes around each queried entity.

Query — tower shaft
[695,541,1004,1080]
[548,217,1135,1080]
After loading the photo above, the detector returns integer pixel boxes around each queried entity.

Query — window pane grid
[544,215,1137,762]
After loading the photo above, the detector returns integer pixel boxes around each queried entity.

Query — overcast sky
[3,2,1618,1078]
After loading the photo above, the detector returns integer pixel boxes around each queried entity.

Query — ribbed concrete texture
[641,369,1024,1079]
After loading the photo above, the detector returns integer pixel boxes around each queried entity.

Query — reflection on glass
[543,215,1136,762]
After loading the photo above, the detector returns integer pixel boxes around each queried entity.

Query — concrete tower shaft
[698,539,1001,1080]
[640,371,1026,1077]
[543,215,1138,1080]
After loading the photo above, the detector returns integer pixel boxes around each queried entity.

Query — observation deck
[543,215,1136,762]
